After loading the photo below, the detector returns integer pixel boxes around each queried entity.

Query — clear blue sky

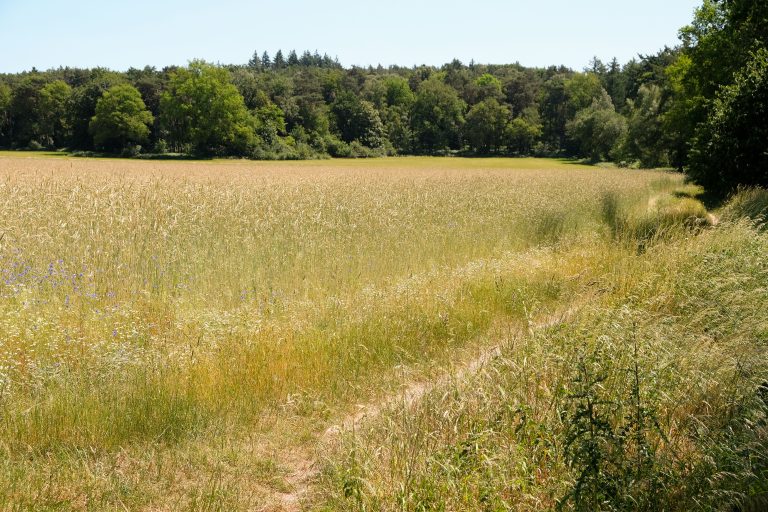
[0,0,701,73]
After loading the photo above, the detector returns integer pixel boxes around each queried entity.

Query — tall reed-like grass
[722,186,768,224]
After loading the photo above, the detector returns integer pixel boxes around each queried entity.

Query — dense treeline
[0,0,765,191]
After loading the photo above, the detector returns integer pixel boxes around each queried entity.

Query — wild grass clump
[4,369,209,454]
[601,186,710,249]
[721,186,768,224]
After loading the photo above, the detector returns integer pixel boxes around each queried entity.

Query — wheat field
[0,154,764,511]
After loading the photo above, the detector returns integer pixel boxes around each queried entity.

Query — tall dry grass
[320,202,768,511]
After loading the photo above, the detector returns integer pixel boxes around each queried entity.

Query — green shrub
[688,49,768,193]
[120,144,142,158]
[153,138,168,154]
[325,136,352,158]
[602,191,709,247]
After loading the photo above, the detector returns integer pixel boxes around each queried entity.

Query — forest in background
[0,0,765,192]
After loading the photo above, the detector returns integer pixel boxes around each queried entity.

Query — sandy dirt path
[271,303,584,511]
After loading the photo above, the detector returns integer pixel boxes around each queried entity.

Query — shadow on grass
[72,151,214,161]
[0,148,217,161]
[679,188,728,210]
[556,157,596,166]
[0,149,69,158]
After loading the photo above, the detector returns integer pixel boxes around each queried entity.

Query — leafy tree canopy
[474,73,503,102]
[464,98,509,154]
[411,78,466,153]
[330,91,384,148]
[688,48,768,192]
[39,80,72,147]
[160,60,256,155]
[621,84,669,167]
[0,83,13,143]
[89,84,153,152]
[566,90,627,162]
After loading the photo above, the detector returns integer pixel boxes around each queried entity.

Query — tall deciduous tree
[9,76,47,147]
[565,73,604,118]
[160,60,256,155]
[362,75,414,109]
[505,116,541,155]
[502,71,539,117]
[411,78,465,153]
[382,76,414,108]
[0,83,13,145]
[464,98,509,154]
[330,92,384,148]
[230,68,263,110]
[622,84,668,167]
[566,90,627,162]
[540,75,568,150]
[381,76,415,153]
[89,84,153,152]
[688,48,768,191]
[39,80,72,147]
[541,70,603,154]
[665,0,768,171]
[68,70,125,150]
[473,73,503,102]
[253,102,287,145]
